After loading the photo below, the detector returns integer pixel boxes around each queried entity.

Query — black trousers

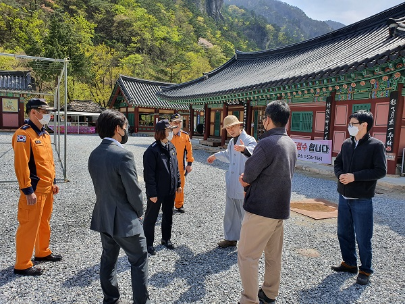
[143,194,175,247]
[99,232,150,304]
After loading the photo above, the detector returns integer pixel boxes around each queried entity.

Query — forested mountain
[0,0,339,106]
[226,0,345,41]
[324,20,345,31]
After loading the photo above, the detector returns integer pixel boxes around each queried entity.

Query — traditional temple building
[157,3,405,174]
[108,75,190,133]
[0,70,35,129]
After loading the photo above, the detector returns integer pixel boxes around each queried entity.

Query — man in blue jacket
[332,110,386,285]
[238,100,297,304]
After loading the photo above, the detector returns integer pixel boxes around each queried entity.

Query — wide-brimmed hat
[170,113,182,122]
[222,115,243,129]
[26,98,56,111]
[155,119,176,131]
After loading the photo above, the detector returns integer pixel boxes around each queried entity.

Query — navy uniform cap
[155,119,176,131]
[170,113,182,122]
[26,98,56,111]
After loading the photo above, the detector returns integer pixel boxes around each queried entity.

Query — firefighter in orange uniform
[170,114,194,213]
[12,98,62,276]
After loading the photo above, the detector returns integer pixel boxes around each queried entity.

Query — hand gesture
[150,197,158,203]
[207,155,216,163]
[234,139,245,152]
[239,173,250,187]
[186,165,192,173]
[177,187,182,193]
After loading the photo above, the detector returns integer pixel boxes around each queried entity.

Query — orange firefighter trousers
[15,191,53,270]
[174,169,186,209]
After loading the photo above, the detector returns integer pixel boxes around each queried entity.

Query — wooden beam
[204,103,210,140]
[221,102,228,146]
[189,104,194,138]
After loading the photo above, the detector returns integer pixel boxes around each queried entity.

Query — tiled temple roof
[63,100,104,112]
[158,3,405,101]
[0,71,34,91]
[113,75,187,110]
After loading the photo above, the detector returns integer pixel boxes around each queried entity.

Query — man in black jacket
[238,101,297,304]
[332,110,386,285]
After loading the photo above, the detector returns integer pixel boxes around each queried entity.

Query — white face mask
[348,125,359,137]
[37,113,51,125]
[167,131,173,141]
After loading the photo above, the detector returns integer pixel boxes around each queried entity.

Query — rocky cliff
[195,0,224,20]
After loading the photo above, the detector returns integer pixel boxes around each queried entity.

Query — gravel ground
[0,132,404,304]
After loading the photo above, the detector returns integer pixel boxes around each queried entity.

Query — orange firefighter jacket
[171,130,194,171]
[12,120,55,195]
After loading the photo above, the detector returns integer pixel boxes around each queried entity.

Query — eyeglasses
[172,121,181,125]
[348,122,361,127]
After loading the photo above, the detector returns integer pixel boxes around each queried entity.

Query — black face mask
[120,129,128,144]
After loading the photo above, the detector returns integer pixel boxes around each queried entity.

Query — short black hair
[264,100,290,127]
[96,110,128,139]
[349,110,374,132]
[154,129,167,141]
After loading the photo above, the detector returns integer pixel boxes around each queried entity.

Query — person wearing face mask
[170,113,194,213]
[237,101,297,304]
[332,110,386,286]
[143,119,181,256]
[88,110,150,304]
[12,98,61,276]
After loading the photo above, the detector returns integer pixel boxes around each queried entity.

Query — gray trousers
[224,194,245,241]
[100,232,150,304]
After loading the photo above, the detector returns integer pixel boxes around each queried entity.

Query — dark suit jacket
[88,139,144,237]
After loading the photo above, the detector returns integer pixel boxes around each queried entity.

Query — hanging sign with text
[323,96,332,140]
[293,139,332,164]
[385,91,398,153]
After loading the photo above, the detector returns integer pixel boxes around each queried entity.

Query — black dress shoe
[34,253,62,262]
[258,288,275,304]
[14,266,43,276]
[176,207,185,213]
[331,262,358,273]
[161,239,175,250]
[147,246,156,255]
[356,271,371,285]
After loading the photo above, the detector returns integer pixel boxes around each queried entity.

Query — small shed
[50,100,104,134]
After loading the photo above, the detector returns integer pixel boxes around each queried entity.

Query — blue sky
[280,1,404,25]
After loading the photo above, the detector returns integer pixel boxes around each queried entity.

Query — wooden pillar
[154,108,159,126]
[204,103,209,140]
[134,106,139,133]
[245,100,252,135]
[19,97,24,126]
[221,102,228,146]
[189,104,194,138]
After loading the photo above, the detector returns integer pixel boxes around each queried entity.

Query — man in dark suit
[88,110,150,304]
